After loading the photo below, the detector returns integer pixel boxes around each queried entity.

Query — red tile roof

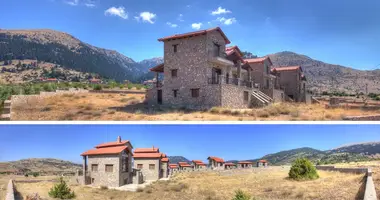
[161,153,167,157]
[133,153,162,158]
[244,56,272,65]
[150,63,164,73]
[161,157,169,162]
[258,160,268,163]
[192,160,203,163]
[224,162,236,166]
[81,146,127,156]
[178,162,192,167]
[90,79,101,82]
[158,27,231,44]
[169,164,178,169]
[208,156,224,163]
[238,161,253,164]
[95,140,131,149]
[226,46,243,57]
[272,66,302,72]
[134,147,160,153]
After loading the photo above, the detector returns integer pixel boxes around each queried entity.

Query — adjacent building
[169,164,179,174]
[224,162,237,170]
[257,160,268,167]
[271,66,307,102]
[192,160,207,170]
[237,161,253,169]
[80,136,133,187]
[133,147,168,181]
[146,27,307,109]
[178,162,193,171]
[207,156,225,170]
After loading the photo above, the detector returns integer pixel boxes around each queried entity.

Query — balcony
[208,51,234,66]
[208,75,254,89]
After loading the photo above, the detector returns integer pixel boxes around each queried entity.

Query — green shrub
[48,177,75,199]
[32,172,39,177]
[93,84,102,91]
[43,83,54,92]
[232,190,251,200]
[127,84,133,90]
[288,158,319,181]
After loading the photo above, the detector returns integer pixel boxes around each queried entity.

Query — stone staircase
[1,100,11,121]
[251,90,273,107]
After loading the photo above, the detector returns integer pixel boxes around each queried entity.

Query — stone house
[178,162,193,171]
[224,162,237,170]
[169,164,179,175]
[146,27,307,109]
[271,66,307,102]
[207,156,225,170]
[237,161,253,169]
[80,136,133,187]
[160,153,169,178]
[133,147,168,181]
[257,160,268,167]
[192,160,207,170]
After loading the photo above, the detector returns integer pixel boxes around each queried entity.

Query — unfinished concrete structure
[207,156,225,170]
[192,160,207,170]
[237,161,253,169]
[146,27,307,109]
[133,147,169,181]
[257,160,268,167]
[80,136,133,187]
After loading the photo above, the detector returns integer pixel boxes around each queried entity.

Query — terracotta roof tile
[133,153,162,158]
[95,140,131,148]
[192,160,203,163]
[169,164,178,169]
[244,56,272,65]
[224,162,236,166]
[158,27,231,44]
[134,147,159,153]
[258,160,268,163]
[272,66,302,72]
[208,156,224,163]
[149,63,164,72]
[178,162,192,167]
[238,161,253,164]
[81,146,127,156]
[161,157,169,162]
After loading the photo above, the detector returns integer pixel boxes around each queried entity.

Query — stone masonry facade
[133,158,161,181]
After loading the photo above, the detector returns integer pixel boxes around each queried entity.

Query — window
[191,88,200,98]
[105,164,113,172]
[149,164,155,170]
[91,178,95,184]
[91,164,98,172]
[173,89,178,98]
[266,79,270,88]
[122,151,128,172]
[173,44,178,53]
[171,69,178,78]
[244,91,249,102]
[137,164,143,169]
[213,43,220,56]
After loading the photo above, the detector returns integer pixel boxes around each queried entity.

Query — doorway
[157,90,162,104]
[212,67,222,84]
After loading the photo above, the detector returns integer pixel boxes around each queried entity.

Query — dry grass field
[3,167,365,200]
[11,92,380,121]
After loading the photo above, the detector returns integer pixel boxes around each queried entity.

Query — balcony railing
[208,75,255,89]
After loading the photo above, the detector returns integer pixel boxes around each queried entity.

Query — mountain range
[1,28,379,93]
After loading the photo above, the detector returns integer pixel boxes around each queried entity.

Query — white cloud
[211,7,231,15]
[64,0,79,6]
[105,7,128,19]
[135,12,156,24]
[166,22,178,28]
[191,23,202,30]
[177,14,184,22]
[85,3,95,7]
[216,17,236,25]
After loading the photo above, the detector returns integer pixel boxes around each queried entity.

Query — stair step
[0,114,10,120]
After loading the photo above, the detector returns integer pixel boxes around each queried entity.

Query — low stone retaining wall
[0,100,11,121]
[89,90,146,94]
[5,179,15,200]
[316,166,377,200]
[343,114,380,121]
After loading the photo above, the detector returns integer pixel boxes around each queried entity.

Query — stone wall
[364,169,377,200]
[221,84,251,109]
[272,89,285,103]
[133,158,161,181]
[343,114,380,121]
[87,154,122,187]
[5,180,15,200]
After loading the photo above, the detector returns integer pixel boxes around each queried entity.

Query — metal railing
[208,75,254,89]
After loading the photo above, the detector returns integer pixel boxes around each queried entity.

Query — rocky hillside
[0,158,81,174]
[329,141,380,156]
[269,51,380,93]
[0,29,145,82]
[168,156,190,164]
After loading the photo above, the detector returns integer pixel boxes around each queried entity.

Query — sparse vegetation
[48,177,75,199]
[289,158,319,181]
[232,190,252,200]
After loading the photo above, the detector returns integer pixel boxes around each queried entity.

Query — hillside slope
[0,158,81,173]
[0,29,145,82]
[269,51,380,93]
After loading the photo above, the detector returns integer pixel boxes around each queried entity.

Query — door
[212,68,222,84]
[157,90,162,104]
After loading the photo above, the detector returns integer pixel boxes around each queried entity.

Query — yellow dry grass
[7,167,364,200]
[11,93,380,121]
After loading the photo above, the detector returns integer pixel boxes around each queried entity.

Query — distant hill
[168,156,190,164]
[0,29,146,82]
[329,141,380,155]
[0,158,81,174]
[268,51,380,94]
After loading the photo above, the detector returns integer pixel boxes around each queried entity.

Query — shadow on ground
[355,175,367,200]
[108,103,201,115]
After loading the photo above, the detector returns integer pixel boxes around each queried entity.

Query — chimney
[152,145,155,150]
[117,136,121,143]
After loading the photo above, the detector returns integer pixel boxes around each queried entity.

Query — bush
[93,84,102,91]
[288,158,319,181]
[32,172,39,177]
[232,190,251,200]
[48,177,75,199]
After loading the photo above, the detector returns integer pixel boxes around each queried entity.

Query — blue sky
[0,124,379,163]
[0,0,379,69]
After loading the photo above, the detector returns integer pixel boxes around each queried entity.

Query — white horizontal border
[0,121,379,125]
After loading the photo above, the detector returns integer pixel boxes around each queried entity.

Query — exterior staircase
[0,100,11,121]
[251,90,273,107]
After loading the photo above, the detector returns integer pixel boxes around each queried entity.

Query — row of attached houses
[78,137,269,188]
[146,27,307,109]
